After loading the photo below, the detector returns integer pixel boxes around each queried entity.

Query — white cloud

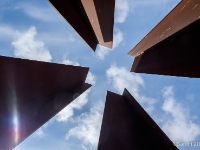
[17,3,59,22]
[16,3,77,46]
[95,46,108,60]
[0,24,16,40]
[128,0,180,21]
[106,64,156,112]
[18,0,130,24]
[0,24,75,48]
[161,86,200,142]
[62,58,96,85]
[56,71,95,122]
[0,0,8,6]
[56,89,91,122]
[12,26,52,62]
[86,72,96,85]
[38,33,76,48]
[35,127,45,137]
[33,126,45,137]
[112,29,124,49]
[56,59,96,122]
[66,101,104,150]
[96,29,123,59]
[62,58,80,66]
[129,0,180,7]
[115,0,129,23]
[0,0,12,12]
[186,94,194,101]
[34,121,49,137]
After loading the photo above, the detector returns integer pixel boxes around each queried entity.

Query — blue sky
[1,0,200,150]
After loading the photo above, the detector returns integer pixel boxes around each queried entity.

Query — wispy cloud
[96,29,123,59]
[115,0,129,23]
[129,0,180,7]
[106,64,156,113]
[18,0,130,23]
[66,101,104,150]
[16,2,60,22]
[0,0,8,6]
[38,32,76,47]
[0,0,13,13]
[128,0,180,20]
[161,86,200,142]
[0,23,75,50]
[0,24,16,40]
[12,26,52,62]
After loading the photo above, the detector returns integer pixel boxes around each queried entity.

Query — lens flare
[11,89,19,144]
[13,106,19,144]
[7,68,20,145]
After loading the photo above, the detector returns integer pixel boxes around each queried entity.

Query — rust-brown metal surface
[48,0,98,50]
[97,89,178,150]
[131,19,200,78]
[93,0,115,46]
[128,0,200,56]
[0,56,91,150]
[48,0,115,51]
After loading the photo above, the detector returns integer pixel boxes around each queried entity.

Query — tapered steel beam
[0,56,91,150]
[129,0,200,78]
[97,89,178,150]
[131,20,200,78]
[128,0,200,57]
[48,0,115,51]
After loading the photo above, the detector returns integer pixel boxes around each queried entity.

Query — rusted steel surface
[81,0,114,48]
[48,0,115,50]
[0,56,91,150]
[97,89,178,150]
[93,0,115,46]
[131,20,200,78]
[48,0,98,50]
[128,0,200,56]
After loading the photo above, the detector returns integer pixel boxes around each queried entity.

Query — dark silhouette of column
[0,56,91,150]
[48,0,115,51]
[128,0,200,78]
[97,89,178,150]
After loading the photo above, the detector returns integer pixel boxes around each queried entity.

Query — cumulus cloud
[12,26,52,62]
[56,89,91,122]
[106,64,156,112]
[115,0,129,23]
[55,72,95,122]
[96,29,123,59]
[35,128,45,137]
[161,86,200,142]
[56,59,96,122]
[62,58,96,85]
[34,121,49,137]
[66,101,104,150]
[86,72,96,85]
[62,58,80,66]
